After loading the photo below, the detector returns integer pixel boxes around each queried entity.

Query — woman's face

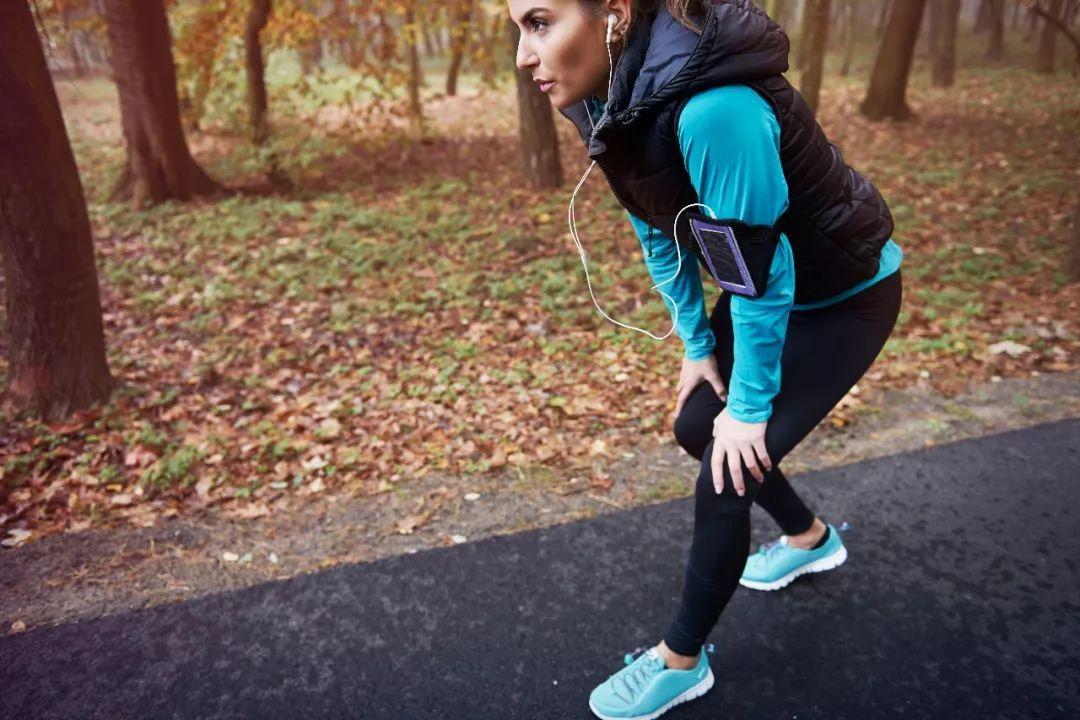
[507,0,628,110]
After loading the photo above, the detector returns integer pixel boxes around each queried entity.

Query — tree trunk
[876,0,891,37]
[1037,0,1066,73]
[1024,3,1040,41]
[975,0,991,32]
[839,0,857,76]
[1069,196,1080,284]
[800,0,831,115]
[1065,0,1079,29]
[244,0,287,186]
[299,39,322,75]
[932,0,961,86]
[478,13,503,85]
[0,1,114,420]
[245,0,271,145]
[765,0,791,27]
[986,0,1006,59]
[445,0,473,96]
[370,11,395,63]
[61,4,87,77]
[507,18,562,190]
[420,3,437,59]
[405,1,424,133]
[860,0,926,120]
[796,0,811,70]
[101,0,220,209]
[178,2,229,133]
[926,0,942,61]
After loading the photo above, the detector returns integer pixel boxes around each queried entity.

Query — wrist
[684,343,715,362]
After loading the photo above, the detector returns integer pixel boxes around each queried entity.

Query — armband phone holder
[686,211,781,299]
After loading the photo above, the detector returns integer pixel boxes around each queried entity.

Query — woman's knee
[673,410,709,459]
[692,443,760,513]
[673,384,724,459]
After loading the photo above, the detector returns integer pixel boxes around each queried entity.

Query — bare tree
[876,0,891,36]
[1024,0,1080,73]
[507,17,562,190]
[926,0,942,61]
[800,0,832,114]
[405,0,424,133]
[1,1,114,419]
[446,0,474,96]
[861,0,927,120]
[102,0,221,208]
[1070,197,1080,283]
[986,0,1007,59]
[839,0,858,76]
[1037,0,1066,72]
[245,0,271,145]
[933,0,962,86]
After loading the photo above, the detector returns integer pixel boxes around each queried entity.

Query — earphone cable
[566,16,717,342]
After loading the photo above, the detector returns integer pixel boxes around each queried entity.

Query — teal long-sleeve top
[588,85,903,423]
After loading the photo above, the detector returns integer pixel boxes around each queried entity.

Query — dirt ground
[3,370,1079,636]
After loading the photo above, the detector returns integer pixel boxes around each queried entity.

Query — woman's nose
[515,38,537,72]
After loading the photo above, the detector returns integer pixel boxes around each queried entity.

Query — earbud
[606,13,617,43]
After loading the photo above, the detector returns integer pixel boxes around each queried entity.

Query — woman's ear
[608,0,633,41]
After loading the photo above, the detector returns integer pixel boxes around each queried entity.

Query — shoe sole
[588,666,715,720]
[738,543,848,591]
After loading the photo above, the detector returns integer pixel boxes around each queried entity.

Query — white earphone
[566,11,716,341]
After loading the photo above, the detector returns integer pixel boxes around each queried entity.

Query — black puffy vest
[558,0,894,304]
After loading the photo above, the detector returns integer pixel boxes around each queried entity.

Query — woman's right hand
[672,354,727,422]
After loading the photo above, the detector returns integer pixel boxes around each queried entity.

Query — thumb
[673,384,689,420]
[709,377,728,402]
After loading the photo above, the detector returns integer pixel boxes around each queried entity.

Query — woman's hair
[578,1,709,38]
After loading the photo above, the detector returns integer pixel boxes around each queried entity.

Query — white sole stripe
[589,667,715,720]
[739,544,848,591]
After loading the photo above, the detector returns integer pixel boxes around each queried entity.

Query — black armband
[685,210,781,299]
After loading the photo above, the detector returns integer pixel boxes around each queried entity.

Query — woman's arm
[676,84,796,424]
[625,210,716,361]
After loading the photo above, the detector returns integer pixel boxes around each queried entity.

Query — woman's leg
[673,293,816,537]
[663,270,903,658]
[675,382,817,536]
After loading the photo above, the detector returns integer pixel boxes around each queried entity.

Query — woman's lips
[539,81,555,92]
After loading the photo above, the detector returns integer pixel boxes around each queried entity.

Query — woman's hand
[672,354,727,421]
[710,408,771,496]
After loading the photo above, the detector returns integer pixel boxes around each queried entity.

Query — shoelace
[612,648,665,704]
[759,538,786,559]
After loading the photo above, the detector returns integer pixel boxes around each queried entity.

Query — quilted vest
[558,0,895,304]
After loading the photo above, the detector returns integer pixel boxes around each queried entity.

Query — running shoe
[739,523,847,591]
[588,645,714,720]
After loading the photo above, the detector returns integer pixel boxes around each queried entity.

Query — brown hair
[579,0,710,39]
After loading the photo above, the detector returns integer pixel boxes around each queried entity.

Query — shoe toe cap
[590,680,631,716]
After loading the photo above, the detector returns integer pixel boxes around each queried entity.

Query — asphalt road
[3,418,1078,720]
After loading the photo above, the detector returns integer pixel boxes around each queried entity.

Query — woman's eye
[529,18,548,31]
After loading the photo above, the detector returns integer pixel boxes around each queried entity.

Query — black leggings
[662,269,903,657]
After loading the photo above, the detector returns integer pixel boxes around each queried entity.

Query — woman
[508,1,903,718]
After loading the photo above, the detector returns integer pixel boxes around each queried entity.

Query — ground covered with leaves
[1,43,1078,547]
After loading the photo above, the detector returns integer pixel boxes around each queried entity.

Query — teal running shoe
[588,646,713,720]
[739,523,847,591]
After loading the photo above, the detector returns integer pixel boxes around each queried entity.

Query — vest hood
[559,0,791,157]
